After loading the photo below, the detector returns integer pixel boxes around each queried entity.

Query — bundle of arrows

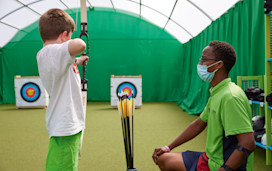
[117,91,136,170]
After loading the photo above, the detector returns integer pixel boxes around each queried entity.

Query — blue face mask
[197,61,222,82]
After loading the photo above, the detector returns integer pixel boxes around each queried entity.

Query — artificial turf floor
[0,102,271,171]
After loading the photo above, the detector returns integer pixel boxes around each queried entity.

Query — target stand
[111,75,142,108]
[14,75,49,109]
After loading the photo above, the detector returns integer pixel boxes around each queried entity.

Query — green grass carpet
[0,102,271,171]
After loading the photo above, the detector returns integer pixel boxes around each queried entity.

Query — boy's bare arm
[68,38,86,56]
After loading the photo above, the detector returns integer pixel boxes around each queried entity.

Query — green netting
[0,0,266,115]
[241,79,263,117]
[271,13,272,54]
[251,103,263,117]
[242,80,260,91]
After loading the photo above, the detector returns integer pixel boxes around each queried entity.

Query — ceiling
[0,0,240,47]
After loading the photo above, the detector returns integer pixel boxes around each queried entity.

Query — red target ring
[25,87,36,98]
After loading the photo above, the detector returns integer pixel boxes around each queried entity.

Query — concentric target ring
[20,82,41,102]
[116,82,137,98]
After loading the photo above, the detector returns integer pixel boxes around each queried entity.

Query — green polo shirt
[200,78,253,171]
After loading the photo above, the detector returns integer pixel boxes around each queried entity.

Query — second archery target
[14,75,49,108]
[111,75,142,108]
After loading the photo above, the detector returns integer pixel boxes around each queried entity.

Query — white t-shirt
[37,40,85,138]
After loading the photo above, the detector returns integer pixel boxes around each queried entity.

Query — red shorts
[196,152,209,171]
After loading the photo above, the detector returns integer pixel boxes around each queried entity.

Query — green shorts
[46,131,82,171]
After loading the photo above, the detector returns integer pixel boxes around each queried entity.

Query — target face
[116,82,137,98]
[20,82,41,102]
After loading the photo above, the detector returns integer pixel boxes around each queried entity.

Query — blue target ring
[116,82,137,98]
[20,82,41,102]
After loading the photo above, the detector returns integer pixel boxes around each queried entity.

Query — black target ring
[20,82,41,102]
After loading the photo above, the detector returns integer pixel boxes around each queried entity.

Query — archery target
[111,76,142,107]
[15,76,49,108]
[116,82,137,98]
[20,82,41,102]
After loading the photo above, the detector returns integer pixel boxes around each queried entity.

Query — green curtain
[0,0,266,115]
[177,0,265,114]
[0,8,182,104]
[0,48,3,104]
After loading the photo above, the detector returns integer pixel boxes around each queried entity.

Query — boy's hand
[75,56,89,65]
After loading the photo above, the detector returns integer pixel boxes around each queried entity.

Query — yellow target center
[27,89,34,96]
[124,89,130,95]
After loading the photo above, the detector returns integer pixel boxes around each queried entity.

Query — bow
[79,0,88,154]
[80,0,88,93]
